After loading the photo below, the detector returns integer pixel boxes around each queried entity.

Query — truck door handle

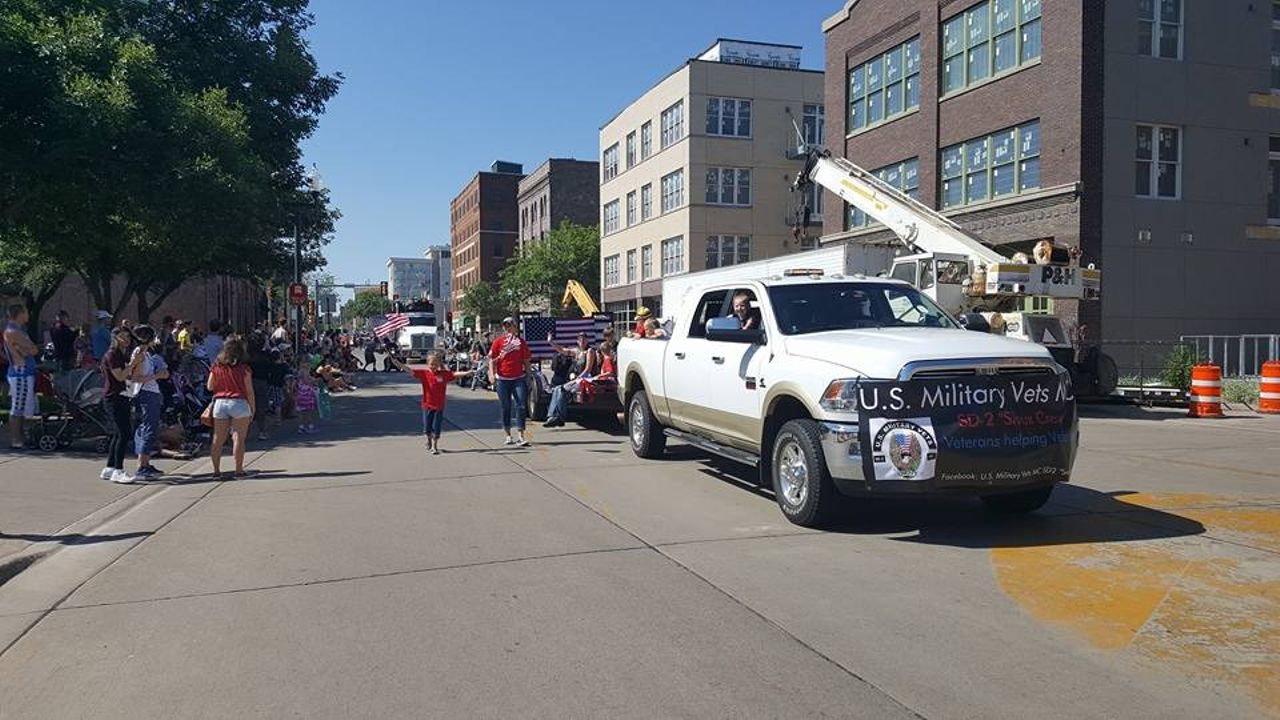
[674,352,686,359]
[711,356,725,364]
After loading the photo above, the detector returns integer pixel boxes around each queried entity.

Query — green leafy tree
[0,0,341,323]
[459,282,513,325]
[500,221,600,315]
[340,291,393,324]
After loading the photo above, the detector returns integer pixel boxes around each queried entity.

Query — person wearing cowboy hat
[629,306,652,339]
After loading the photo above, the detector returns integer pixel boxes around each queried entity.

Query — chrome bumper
[817,421,863,481]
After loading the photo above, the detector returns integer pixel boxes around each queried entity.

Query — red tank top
[210,363,251,399]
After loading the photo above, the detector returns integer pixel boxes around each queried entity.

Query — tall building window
[805,183,825,216]
[626,132,637,169]
[602,144,619,181]
[705,236,751,269]
[846,158,919,229]
[941,120,1040,209]
[1272,1,1280,90]
[661,101,684,148]
[603,199,621,234]
[705,97,751,138]
[803,104,825,146]
[641,121,653,159]
[660,170,684,213]
[604,255,621,287]
[641,183,653,220]
[626,249,637,284]
[661,236,685,276]
[848,36,921,132]
[1138,0,1181,60]
[942,0,1041,96]
[626,191,637,226]
[641,244,653,280]
[1135,124,1180,199]
[704,167,751,206]
[1270,136,1280,223]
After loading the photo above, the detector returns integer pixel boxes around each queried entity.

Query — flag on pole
[374,313,410,338]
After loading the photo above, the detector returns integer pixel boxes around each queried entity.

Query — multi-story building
[822,0,1280,344]
[598,39,826,326]
[386,257,432,302]
[450,160,523,314]
[423,245,452,306]
[518,159,600,250]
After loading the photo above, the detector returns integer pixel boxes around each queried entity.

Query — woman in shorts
[206,336,256,478]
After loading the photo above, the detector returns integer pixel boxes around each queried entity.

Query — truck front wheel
[627,390,666,459]
[771,419,838,528]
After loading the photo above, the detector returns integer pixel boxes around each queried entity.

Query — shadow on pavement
[695,456,1205,549]
[0,530,151,545]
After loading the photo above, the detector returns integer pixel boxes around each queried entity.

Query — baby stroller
[29,368,114,453]
[165,371,211,455]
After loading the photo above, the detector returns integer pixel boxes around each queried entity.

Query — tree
[459,282,513,325]
[0,231,67,336]
[340,291,393,324]
[500,222,600,315]
[0,0,341,323]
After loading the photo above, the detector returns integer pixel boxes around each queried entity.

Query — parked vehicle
[619,272,1079,527]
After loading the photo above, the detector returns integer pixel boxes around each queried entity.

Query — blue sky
[301,0,831,293]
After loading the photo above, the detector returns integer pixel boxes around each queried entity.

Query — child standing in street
[394,351,472,454]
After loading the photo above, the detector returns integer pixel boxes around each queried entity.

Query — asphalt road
[0,372,1276,719]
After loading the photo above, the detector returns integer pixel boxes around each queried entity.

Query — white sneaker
[110,470,135,484]
[503,436,514,446]
[99,467,115,480]
[519,436,531,448]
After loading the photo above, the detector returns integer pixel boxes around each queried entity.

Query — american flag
[523,315,612,360]
[374,313,410,338]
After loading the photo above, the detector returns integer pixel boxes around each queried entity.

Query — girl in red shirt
[395,351,473,455]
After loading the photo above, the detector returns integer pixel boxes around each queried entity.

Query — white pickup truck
[617,272,1079,527]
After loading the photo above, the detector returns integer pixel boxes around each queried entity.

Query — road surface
[1,372,1276,719]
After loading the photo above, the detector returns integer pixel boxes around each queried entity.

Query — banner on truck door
[856,372,1076,485]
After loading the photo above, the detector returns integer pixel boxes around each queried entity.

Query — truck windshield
[767,282,958,335]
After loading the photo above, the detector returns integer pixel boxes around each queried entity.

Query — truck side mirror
[956,312,990,333]
[705,316,765,345]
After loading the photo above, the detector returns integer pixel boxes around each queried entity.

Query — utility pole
[293,222,302,352]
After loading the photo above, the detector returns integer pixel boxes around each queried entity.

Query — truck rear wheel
[981,486,1053,514]
[627,390,666,459]
[771,419,838,528]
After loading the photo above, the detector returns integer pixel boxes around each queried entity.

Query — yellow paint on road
[993,493,1280,716]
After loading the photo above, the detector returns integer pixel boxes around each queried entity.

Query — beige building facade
[598,40,826,326]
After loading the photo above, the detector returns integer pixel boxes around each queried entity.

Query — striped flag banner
[523,315,611,360]
[374,313,410,338]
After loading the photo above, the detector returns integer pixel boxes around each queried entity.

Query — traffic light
[379,281,388,297]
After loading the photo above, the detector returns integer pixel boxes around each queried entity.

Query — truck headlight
[820,379,860,413]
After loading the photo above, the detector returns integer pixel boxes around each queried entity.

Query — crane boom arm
[799,151,1006,266]
[561,279,601,317]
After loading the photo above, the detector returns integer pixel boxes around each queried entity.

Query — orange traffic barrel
[1260,360,1280,415]
[1188,364,1224,418]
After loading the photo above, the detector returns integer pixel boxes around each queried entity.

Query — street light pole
[293,221,302,353]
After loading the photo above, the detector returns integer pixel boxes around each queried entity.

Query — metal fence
[1103,340,1193,403]
[1180,335,1280,378]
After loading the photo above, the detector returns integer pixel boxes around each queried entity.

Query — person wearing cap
[630,307,652,339]
[488,317,532,447]
[90,310,113,360]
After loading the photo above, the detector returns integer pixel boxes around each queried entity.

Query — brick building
[517,159,600,251]
[449,161,524,314]
[9,274,265,339]
[822,0,1280,343]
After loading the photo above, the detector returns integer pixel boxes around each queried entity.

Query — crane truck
[787,149,1114,397]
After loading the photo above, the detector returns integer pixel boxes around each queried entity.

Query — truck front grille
[899,358,1060,381]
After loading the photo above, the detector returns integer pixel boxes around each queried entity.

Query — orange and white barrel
[1260,360,1280,415]
[1188,364,1224,418]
